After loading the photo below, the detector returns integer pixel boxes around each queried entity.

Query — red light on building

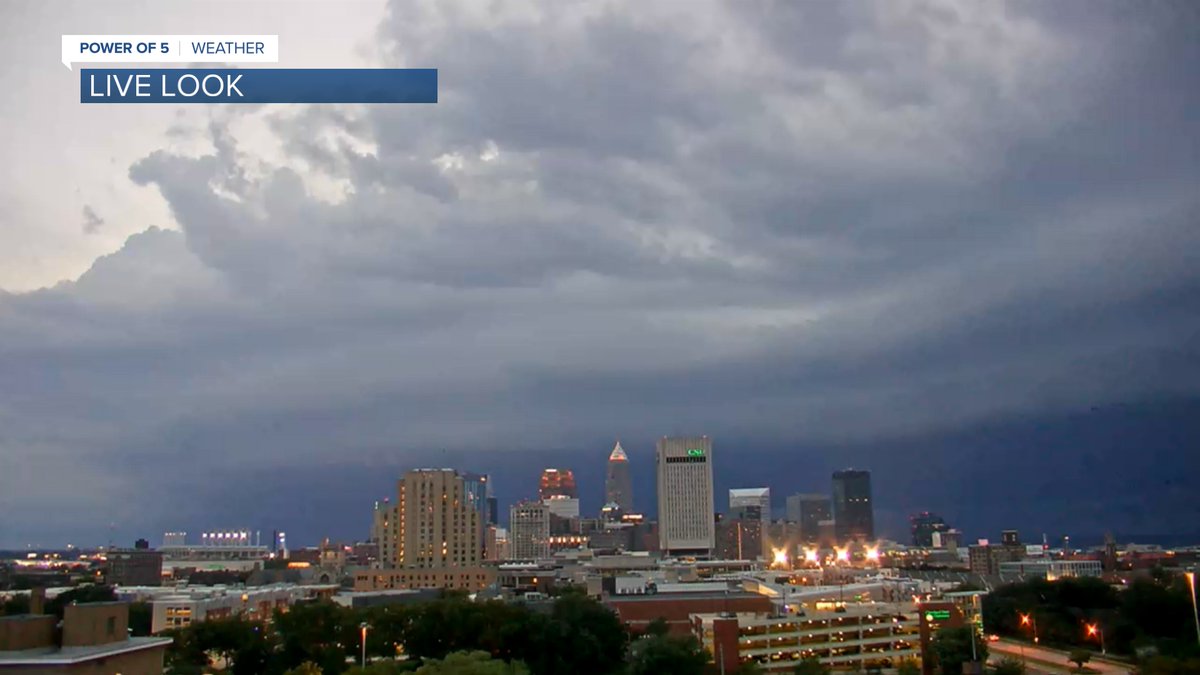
[539,468,577,499]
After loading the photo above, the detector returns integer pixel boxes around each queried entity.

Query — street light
[1020,612,1039,644]
[1186,571,1200,648]
[1085,622,1106,655]
[360,622,370,667]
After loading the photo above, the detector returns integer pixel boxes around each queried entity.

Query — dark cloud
[1,0,1198,547]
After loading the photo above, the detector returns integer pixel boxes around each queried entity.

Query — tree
[896,659,921,675]
[128,601,152,636]
[931,626,987,675]
[344,661,421,675]
[285,664,325,675]
[644,617,671,637]
[415,650,529,674]
[524,594,627,675]
[992,656,1026,675]
[792,658,831,675]
[737,661,765,674]
[628,634,710,675]
[1067,649,1091,672]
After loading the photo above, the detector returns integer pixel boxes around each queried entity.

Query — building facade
[396,469,482,569]
[694,606,921,673]
[656,436,716,556]
[106,548,164,587]
[538,468,577,499]
[832,470,874,543]
[605,441,634,513]
[509,500,551,560]
[909,512,948,548]
[786,494,832,544]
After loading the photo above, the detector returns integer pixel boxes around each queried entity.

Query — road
[989,638,1131,674]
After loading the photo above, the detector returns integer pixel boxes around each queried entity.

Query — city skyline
[2,1,1199,549]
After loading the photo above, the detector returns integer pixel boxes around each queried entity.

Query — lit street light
[1085,622,1106,655]
[360,622,370,667]
[1186,571,1200,648]
[1020,612,1039,644]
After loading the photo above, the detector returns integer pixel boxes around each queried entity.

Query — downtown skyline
[2,1,1198,549]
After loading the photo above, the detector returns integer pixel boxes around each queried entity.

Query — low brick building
[0,594,172,675]
[604,590,772,636]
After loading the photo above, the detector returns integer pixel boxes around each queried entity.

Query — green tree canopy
[414,651,529,674]
[932,625,987,675]
[628,634,711,675]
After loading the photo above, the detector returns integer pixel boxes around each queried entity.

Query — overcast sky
[1,0,1198,549]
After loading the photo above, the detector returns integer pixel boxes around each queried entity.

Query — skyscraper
[910,511,948,548]
[605,441,634,513]
[831,469,874,543]
[656,435,715,556]
[394,469,482,568]
[727,487,770,560]
[786,493,832,544]
[538,468,578,499]
[509,500,551,560]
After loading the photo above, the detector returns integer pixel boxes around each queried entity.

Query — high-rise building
[716,507,765,561]
[462,472,493,552]
[539,468,578,499]
[509,500,551,560]
[729,487,770,514]
[831,469,874,543]
[605,441,634,513]
[786,494,832,544]
[729,488,769,560]
[656,436,715,556]
[371,498,398,567]
[395,469,482,569]
[910,512,949,548]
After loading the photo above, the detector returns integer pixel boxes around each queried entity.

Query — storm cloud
[1,0,1198,547]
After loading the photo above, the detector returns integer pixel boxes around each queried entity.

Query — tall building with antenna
[605,441,634,513]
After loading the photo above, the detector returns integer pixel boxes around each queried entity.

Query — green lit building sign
[686,448,705,457]
[924,610,951,622]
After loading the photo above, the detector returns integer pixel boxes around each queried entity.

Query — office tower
[539,468,578,499]
[395,469,482,568]
[509,500,551,559]
[910,512,949,548]
[730,487,770,514]
[462,472,492,552]
[786,494,832,544]
[656,436,716,556]
[486,497,499,526]
[605,441,634,513]
[372,498,398,566]
[831,469,874,543]
[544,495,580,520]
[1001,530,1020,546]
[485,525,509,562]
[729,488,770,559]
[716,506,765,561]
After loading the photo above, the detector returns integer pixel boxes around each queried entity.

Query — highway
[989,638,1132,674]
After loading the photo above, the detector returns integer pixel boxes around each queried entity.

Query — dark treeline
[162,590,716,675]
[982,571,1199,660]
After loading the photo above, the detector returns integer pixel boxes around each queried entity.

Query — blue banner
[80,68,437,103]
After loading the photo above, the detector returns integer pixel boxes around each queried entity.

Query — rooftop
[0,637,173,666]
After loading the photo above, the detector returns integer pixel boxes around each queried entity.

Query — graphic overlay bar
[63,35,279,70]
[79,69,438,104]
